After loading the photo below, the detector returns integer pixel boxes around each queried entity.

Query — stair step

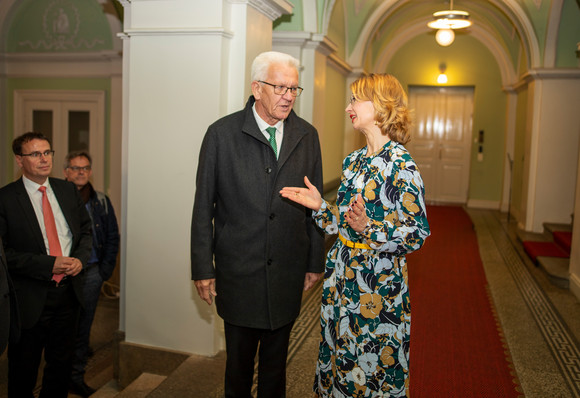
[522,241,569,263]
[115,372,167,398]
[516,229,548,243]
[92,379,121,398]
[537,256,569,289]
[146,352,226,398]
[553,231,572,255]
[544,222,573,234]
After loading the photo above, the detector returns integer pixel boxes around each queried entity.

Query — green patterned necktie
[266,127,278,158]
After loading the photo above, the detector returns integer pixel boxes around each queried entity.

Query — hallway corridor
[1,209,579,397]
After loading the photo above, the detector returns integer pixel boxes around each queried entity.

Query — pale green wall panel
[556,0,580,67]
[274,0,304,31]
[344,0,382,56]
[7,0,113,52]
[386,34,506,203]
[516,0,551,64]
[327,0,346,60]
[322,65,347,183]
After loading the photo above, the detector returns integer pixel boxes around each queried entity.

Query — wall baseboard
[467,199,500,210]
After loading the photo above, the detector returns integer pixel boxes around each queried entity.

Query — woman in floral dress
[280,73,430,397]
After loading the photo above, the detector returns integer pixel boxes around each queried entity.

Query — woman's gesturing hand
[345,193,368,233]
[280,176,323,211]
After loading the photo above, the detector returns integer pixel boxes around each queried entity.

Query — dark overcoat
[0,177,92,329]
[191,96,325,330]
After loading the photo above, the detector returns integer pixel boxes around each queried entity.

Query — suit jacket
[191,96,325,330]
[0,235,19,355]
[0,177,93,329]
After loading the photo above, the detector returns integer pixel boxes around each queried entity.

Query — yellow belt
[338,233,372,250]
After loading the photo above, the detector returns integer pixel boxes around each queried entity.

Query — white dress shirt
[22,176,73,256]
[252,104,284,159]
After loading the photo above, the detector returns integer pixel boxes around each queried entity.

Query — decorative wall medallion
[18,0,104,51]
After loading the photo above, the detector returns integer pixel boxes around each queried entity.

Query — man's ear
[15,155,23,169]
[251,81,261,100]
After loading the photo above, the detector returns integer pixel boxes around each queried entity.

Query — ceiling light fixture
[428,0,472,46]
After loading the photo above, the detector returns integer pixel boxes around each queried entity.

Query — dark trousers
[224,321,294,398]
[8,281,80,398]
[71,264,102,383]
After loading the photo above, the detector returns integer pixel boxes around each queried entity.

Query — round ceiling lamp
[428,0,472,46]
[435,29,455,46]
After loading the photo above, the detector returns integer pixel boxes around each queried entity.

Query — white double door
[13,90,105,191]
[406,86,474,204]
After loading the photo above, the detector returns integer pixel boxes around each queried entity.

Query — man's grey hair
[64,150,92,168]
[251,51,300,82]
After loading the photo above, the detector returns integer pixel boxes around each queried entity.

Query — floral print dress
[312,140,430,398]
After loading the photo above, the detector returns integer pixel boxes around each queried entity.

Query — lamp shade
[436,29,455,46]
[427,10,472,29]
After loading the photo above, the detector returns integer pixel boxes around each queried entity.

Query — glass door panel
[33,110,54,142]
[68,110,90,152]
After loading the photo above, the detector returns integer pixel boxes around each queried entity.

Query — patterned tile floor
[469,208,580,398]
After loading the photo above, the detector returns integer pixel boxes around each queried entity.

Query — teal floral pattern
[313,141,430,397]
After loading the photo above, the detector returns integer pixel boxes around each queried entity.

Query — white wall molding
[1,51,122,78]
[122,28,234,38]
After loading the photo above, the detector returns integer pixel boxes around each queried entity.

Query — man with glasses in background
[191,51,325,397]
[0,132,92,397]
[64,151,119,397]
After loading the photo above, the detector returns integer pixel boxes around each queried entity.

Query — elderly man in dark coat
[191,51,325,397]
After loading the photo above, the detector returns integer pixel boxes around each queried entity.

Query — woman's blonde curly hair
[350,73,412,145]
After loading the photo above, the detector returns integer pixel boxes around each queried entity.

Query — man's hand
[194,278,217,305]
[304,272,323,291]
[52,256,83,277]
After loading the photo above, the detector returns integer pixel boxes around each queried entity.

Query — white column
[120,0,291,356]
[523,71,580,232]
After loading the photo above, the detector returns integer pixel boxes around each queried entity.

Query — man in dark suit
[0,132,92,398]
[191,51,325,397]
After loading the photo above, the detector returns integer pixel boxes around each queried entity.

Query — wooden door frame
[13,89,105,190]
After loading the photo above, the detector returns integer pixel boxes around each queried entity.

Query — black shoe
[70,380,96,397]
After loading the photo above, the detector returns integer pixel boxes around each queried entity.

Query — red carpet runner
[408,205,521,397]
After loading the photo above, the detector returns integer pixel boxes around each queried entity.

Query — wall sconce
[437,63,448,84]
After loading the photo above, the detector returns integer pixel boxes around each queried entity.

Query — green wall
[387,33,507,203]
[556,0,580,67]
[6,0,113,53]
[273,0,303,31]
[326,0,346,60]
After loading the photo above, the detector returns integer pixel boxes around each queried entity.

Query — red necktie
[39,186,64,283]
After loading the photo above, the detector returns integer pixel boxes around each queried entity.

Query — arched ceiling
[339,0,543,73]
[313,0,579,84]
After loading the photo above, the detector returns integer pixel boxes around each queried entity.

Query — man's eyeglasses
[67,166,91,172]
[258,81,303,97]
[19,150,55,158]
